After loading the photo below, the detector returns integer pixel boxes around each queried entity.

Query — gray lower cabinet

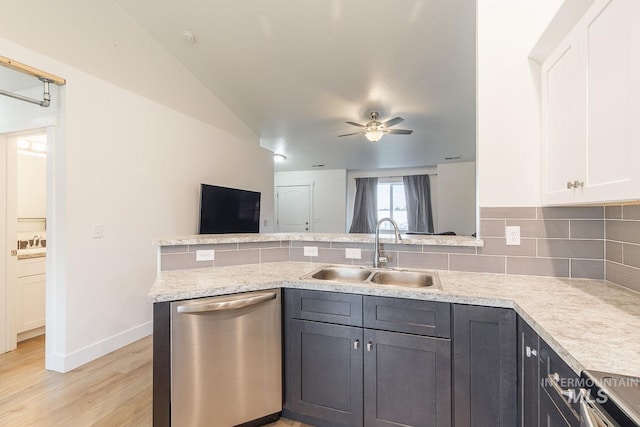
[287,319,364,426]
[539,388,573,427]
[284,289,452,427]
[452,304,517,427]
[518,316,539,426]
[363,328,451,427]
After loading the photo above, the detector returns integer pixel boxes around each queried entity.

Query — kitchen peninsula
[150,233,640,426]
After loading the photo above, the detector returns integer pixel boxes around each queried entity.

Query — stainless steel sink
[369,270,438,288]
[309,266,373,282]
[302,265,441,289]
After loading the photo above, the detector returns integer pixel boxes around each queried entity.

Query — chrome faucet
[373,217,403,268]
[32,234,42,247]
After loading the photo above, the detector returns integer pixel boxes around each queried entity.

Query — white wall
[477,0,563,207]
[0,0,256,144]
[275,169,346,232]
[17,152,47,219]
[437,162,476,236]
[0,31,273,371]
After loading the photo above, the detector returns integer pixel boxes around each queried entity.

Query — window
[377,179,408,231]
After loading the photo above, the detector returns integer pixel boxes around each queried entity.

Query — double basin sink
[301,265,441,289]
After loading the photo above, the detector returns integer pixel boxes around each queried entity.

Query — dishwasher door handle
[176,292,277,313]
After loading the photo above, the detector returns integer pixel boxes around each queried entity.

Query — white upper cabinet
[541,0,640,205]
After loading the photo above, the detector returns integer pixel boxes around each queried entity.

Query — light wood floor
[0,335,311,427]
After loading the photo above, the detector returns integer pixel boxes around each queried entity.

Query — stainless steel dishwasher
[170,290,282,426]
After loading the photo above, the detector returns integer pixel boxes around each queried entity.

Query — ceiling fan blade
[345,121,365,128]
[337,131,364,137]
[385,129,413,135]
[382,117,404,128]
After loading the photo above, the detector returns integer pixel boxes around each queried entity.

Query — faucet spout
[373,217,403,268]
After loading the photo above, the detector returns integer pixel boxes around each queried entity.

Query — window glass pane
[392,184,408,230]
[376,182,408,231]
[377,183,390,226]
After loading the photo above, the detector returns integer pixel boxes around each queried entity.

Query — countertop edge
[152,232,484,247]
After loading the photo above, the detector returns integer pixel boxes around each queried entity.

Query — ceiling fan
[338,112,413,142]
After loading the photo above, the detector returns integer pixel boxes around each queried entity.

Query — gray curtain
[403,174,434,233]
[349,177,378,233]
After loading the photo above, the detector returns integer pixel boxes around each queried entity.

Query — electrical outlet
[345,248,362,259]
[303,246,318,257]
[506,226,521,246]
[196,249,215,261]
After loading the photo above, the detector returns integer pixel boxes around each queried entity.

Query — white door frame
[1,132,18,354]
[0,122,56,358]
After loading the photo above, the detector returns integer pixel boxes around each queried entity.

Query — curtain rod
[0,78,52,107]
[377,173,438,178]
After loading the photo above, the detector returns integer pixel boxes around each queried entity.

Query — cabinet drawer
[17,258,46,277]
[364,296,450,338]
[285,289,363,326]
[539,340,580,425]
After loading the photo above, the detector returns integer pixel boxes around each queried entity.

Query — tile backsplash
[479,207,604,279]
[604,205,640,293]
[161,205,636,287]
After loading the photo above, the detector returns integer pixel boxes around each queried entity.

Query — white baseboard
[50,321,152,373]
[18,326,45,342]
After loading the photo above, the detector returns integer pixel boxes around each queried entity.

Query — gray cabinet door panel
[286,319,364,425]
[539,388,575,427]
[453,304,517,427]
[286,289,363,326]
[518,316,539,427]
[364,329,452,427]
[364,296,451,338]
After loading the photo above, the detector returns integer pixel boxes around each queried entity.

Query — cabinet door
[16,274,46,333]
[541,29,586,205]
[518,317,539,427]
[581,0,640,203]
[539,389,576,427]
[364,329,451,427]
[453,304,517,427]
[285,319,363,426]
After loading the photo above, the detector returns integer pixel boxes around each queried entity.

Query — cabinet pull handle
[549,373,576,401]
[525,346,537,358]
[354,339,360,350]
[367,341,373,352]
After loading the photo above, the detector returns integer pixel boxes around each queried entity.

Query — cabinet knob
[354,339,360,350]
[567,181,574,189]
[573,180,584,188]
[367,341,373,352]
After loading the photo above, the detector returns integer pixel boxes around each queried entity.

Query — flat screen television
[198,184,261,234]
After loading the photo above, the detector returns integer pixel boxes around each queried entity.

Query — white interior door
[0,134,18,354]
[276,185,311,232]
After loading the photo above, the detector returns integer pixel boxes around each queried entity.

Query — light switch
[92,224,103,239]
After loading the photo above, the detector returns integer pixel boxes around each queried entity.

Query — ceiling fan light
[365,130,384,142]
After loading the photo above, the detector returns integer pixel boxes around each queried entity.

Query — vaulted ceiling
[18,0,479,172]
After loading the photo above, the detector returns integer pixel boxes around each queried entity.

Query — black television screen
[198,184,261,234]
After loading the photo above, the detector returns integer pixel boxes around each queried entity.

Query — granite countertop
[153,232,483,247]
[149,262,640,378]
[17,247,47,260]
